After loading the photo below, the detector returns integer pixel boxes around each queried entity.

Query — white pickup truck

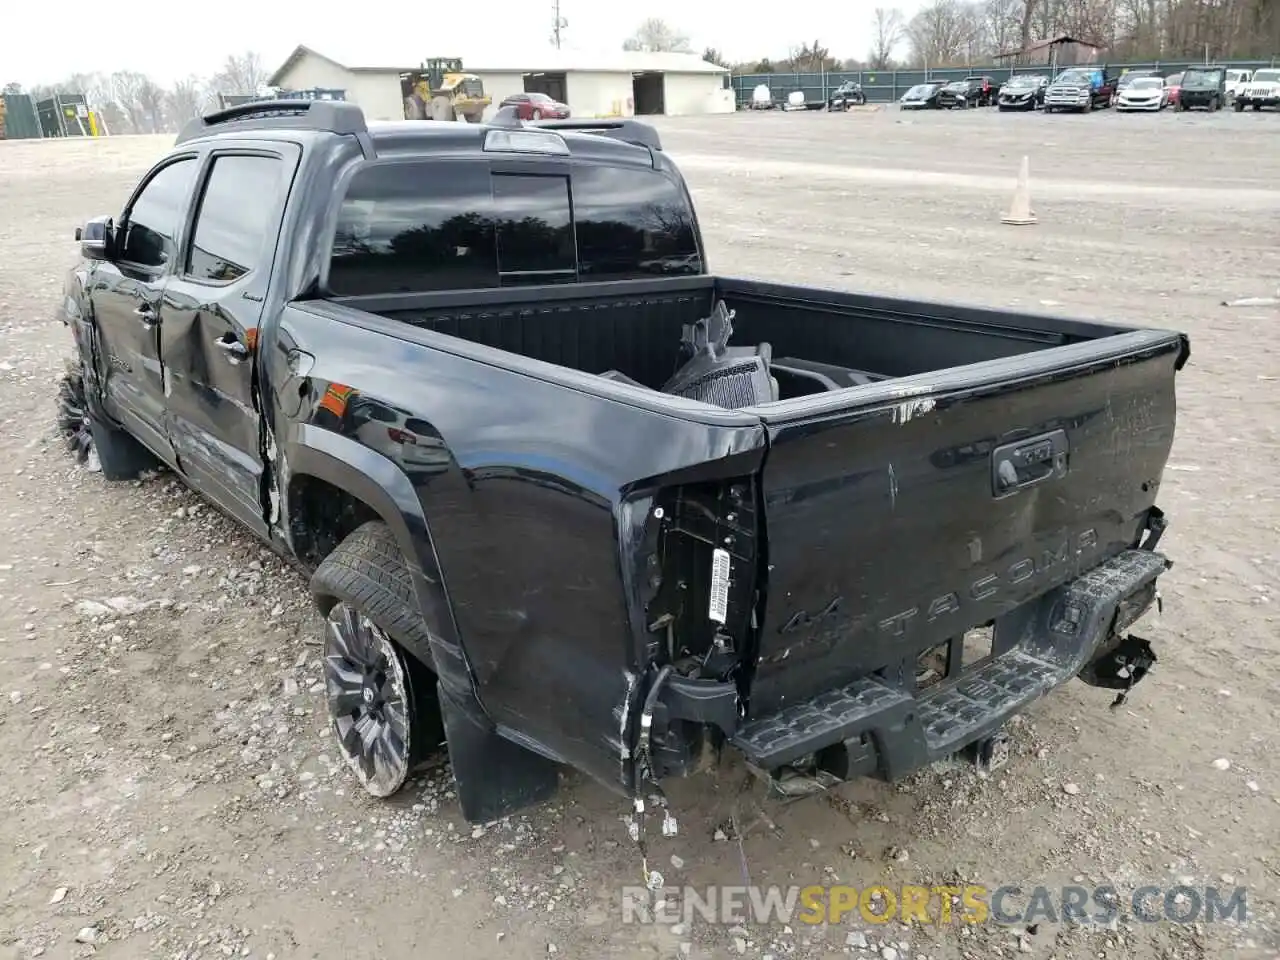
[1235,67,1280,110]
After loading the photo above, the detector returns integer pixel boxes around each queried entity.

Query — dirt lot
[1,108,1277,960]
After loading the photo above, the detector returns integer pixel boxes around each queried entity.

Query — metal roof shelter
[994,35,1102,70]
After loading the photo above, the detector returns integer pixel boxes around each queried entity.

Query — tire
[403,95,426,121]
[1253,103,1262,111]
[428,95,453,122]
[311,521,444,799]
[56,358,155,480]
[531,108,542,120]
[1235,100,1245,112]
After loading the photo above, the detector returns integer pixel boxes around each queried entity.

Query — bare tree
[905,0,984,65]
[623,18,693,52]
[211,52,269,95]
[785,40,840,72]
[703,47,731,67]
[870,8,907,68]
[3,81,24,95]
[109,70,150,132]
[136,77,167,132]
[167,77,206,127]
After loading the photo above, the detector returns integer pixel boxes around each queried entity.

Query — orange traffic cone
[1001,155,1036,225]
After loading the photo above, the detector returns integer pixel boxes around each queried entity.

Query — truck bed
[301,274,1186,781]
[334,275,1145,397]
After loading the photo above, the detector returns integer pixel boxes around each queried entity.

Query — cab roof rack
[176,99,369,145]
[486,106,662,151]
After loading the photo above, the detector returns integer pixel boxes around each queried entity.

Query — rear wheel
[312,521,444,799]
[531,108,542,120]
[1253,103,1262,111]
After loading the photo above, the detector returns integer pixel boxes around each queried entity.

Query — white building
[266,45,734,122]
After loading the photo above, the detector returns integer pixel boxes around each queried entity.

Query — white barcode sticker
[709,548,731,623]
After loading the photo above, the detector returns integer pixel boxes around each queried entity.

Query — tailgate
[747,330,1185,716]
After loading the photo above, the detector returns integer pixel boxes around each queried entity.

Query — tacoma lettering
[876,529,1100,636]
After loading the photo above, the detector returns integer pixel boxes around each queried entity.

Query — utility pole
[551,0,568,48]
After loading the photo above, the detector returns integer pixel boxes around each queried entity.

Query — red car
[1164,72,1183,106]
[498,92,571,120]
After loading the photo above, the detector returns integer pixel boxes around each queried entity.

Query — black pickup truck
[57,100,1187,826]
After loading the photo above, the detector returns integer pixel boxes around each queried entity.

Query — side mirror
[78,215,115,262]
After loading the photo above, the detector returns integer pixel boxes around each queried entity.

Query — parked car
[937,76,1001,108]
[57,98,1188,825]
[1044,66,1117,112]
[827,81,867,110]
[1115,69,1163,96]
[1164,72,1184,106]
[1115,76,1168,112]
[964,74,1003,104]
[498,91,570,120]
[996,74,1048,110]
[1225,68,1253,100]
[899,82,945,109]
[1235,67,1280,110]
[1176,66,1227,111]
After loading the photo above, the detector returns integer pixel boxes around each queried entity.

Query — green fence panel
[731,57,1279,106]
[1,94,42,139]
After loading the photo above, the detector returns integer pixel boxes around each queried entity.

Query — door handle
[991,429,1070,497]
[133,304,158,327]
[215,336,249,364]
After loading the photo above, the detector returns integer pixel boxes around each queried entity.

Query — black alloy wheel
[56,363,99,472]
[324,601,414,797]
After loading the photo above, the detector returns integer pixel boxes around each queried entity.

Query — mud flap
[437,682,560,823]
[1077,633,1158,709]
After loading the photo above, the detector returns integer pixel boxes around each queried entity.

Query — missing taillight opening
[644,478,760,678]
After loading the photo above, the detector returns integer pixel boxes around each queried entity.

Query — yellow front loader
[401,58,491,123]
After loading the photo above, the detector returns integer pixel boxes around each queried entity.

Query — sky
[3,0,925,88]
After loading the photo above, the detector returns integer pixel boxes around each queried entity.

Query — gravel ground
[1,108,1277,960]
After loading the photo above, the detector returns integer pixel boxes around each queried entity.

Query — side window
[329,160,498,295]
[492,174,575,285]
[572,166,701,281]
[187,155,285,283]
[120,158,198,270]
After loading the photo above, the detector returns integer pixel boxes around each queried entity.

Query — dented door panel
[160,145,300,536]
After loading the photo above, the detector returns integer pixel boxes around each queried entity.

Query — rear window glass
[329,160,498,295]
[573,166,701,281]
[327,158,701,295]
[492,173,575,283]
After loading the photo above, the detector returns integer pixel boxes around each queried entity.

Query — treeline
[640,0,1277,74]
[1,52,269,135]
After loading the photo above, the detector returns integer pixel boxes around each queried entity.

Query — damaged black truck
[58,100,1188,825]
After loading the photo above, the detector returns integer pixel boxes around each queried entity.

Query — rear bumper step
[732,548,1170,774]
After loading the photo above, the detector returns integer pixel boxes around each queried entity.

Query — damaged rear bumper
[651,547,1170,784]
